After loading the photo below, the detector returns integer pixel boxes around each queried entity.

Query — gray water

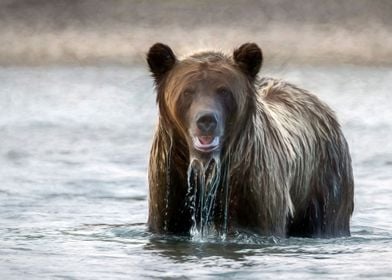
[0,65,391,279]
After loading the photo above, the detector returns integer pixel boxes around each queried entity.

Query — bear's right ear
[147,43,177,82]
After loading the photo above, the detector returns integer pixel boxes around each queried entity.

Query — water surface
[0,65,391,279]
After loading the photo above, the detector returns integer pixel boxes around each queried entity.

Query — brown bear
[146,42,354,238]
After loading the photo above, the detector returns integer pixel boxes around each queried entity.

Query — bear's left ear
[147,43,177,82]
[233,43,263,79]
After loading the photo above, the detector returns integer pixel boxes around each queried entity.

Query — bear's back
[255,77,345,206]
[257,77,340,144]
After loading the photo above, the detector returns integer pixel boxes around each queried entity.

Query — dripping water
[186,154,230,241]
[163,135,173,232]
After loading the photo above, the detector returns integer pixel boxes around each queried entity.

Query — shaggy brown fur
[146,43,354,238]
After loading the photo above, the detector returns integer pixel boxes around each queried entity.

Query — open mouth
[192,136,220,153]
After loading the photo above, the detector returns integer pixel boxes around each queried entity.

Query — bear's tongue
[193,136,220,153]
[199,136,213,145]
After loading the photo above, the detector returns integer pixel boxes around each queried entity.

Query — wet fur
[147,44,354,238]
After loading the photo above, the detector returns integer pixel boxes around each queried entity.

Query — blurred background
[1,0,391,66]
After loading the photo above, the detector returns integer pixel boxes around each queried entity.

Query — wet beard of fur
[186,154,230,240]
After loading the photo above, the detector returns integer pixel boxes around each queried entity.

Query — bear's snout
[190,110,223,155]
[196,112,218,134]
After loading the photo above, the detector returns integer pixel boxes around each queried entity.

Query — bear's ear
[233,43,263,79]
[147,43,177,82]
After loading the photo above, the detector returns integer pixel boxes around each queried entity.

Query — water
[187,156,227,239]
[0,65,391,279]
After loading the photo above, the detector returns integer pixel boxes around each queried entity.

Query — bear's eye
[217,87,236,113]
[182,89,195,98]
[217,87,232,98]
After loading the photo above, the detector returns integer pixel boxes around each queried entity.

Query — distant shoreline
[1,0,391,66]
[1,26,391,67]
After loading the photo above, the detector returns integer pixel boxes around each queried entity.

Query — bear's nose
[196,113,217,133]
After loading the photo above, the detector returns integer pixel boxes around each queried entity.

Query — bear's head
[147,43,262,163]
